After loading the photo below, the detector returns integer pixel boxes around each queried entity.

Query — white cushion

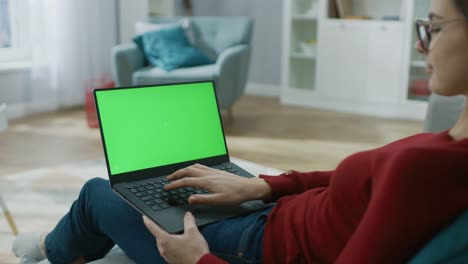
[135,21,174,35]
[134,18,190,36]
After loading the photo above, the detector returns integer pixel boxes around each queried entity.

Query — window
[0,0,30,63]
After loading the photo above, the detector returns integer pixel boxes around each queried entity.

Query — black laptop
[94,81,270,233]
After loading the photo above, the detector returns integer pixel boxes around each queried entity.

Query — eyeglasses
[415,18,465,51]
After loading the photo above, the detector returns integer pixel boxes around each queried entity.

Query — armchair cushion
[134,25,213,71]
[409,210,468,264]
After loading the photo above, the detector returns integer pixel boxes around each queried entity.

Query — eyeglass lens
[417,24,430,50]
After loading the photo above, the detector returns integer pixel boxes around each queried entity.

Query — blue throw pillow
[133,25,213,71]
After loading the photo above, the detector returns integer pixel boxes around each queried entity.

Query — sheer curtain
[27,0,117,113]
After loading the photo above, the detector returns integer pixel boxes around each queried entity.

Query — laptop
[94,81,270,234]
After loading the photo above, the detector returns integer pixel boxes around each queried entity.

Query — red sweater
[199,131,468,263]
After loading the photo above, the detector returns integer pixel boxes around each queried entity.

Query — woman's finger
[183,212,199,235]
[192,163,211,170]
[167,166,205,181]
[188,193,227,205]
[143,215,168,239]
[164,177,209,191]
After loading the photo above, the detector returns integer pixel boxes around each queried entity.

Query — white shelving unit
[281,0,320,96]
[292,15,318,20]
[403,0,432,103]
[281,0,430,120]
[290,52,316,59]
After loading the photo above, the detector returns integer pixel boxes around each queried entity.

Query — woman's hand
[143,212,209,264]
[164,163,272,205]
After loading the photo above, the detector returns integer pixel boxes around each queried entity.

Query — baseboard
[281,92,427,120]
[245,82,281,97]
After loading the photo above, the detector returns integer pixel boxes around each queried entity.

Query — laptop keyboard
[126,164,241,212]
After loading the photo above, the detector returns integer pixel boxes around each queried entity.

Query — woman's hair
[454,0,468,18]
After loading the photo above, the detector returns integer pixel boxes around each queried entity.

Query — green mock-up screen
[96,82,227,175]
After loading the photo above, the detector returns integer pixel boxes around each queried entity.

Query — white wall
[118,0,149,43]
[221,0,283,87]
[184,0,284,87]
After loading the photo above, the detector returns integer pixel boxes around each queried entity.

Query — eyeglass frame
[415,18,466,51]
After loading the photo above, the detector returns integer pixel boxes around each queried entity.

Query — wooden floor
[0,95,423,176]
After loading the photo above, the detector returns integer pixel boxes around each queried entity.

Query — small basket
[85,74,115,128]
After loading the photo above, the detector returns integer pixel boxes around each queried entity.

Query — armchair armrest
[214,44,251,109]
[409,210,468,264]
[423,94,464,133]
[111,43,145,87]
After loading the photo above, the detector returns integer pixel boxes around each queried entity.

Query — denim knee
[45,177,116,264]
[81,178,109,197]
[75,178,111,229]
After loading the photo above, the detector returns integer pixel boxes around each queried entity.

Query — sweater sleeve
[335,149,468,263]
[197,253,228,264]
[259,170,333,200]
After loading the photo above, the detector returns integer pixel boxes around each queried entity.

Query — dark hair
[454,0,468,18]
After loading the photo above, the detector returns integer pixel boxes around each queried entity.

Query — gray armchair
[423,94,465,133]
[409,94,468,264]
[111,17,254,112]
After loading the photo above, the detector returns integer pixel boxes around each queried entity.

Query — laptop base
[114,162,272,234]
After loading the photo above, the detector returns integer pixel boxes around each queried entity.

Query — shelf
[408,0,432,106]
[288,57,316,90]
[291,52,316,59]
[292,14,317,21]
[411,61,426,68]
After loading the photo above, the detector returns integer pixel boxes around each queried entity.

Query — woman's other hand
[143,212,209,264]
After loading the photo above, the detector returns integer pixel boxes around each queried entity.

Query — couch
[111,17,254,114]
[91,94,468,263]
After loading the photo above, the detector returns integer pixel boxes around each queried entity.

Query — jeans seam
[236,222,255,255]
[235,208,272,261]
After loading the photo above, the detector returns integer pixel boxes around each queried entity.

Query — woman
[13,0,468,263]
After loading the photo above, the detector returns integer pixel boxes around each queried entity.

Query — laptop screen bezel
[93,80,231,187]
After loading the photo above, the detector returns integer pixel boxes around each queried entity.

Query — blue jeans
[45,178,274,264]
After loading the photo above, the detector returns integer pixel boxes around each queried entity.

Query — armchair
[111,17,254,113]
[408,94,468,264]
